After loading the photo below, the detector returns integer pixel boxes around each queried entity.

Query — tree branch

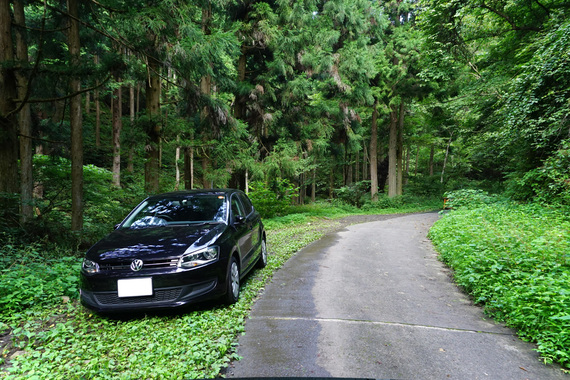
[479,2,542,32]
[13,75,112,104]
[18,134,66,145]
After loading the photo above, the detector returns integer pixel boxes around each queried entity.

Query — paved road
[227,212,567,379]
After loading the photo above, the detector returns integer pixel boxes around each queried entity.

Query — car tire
[225,256,240,304]
[256,238,267,269]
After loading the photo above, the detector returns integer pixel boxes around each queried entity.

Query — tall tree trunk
[200,3,212,189]
[311,157,316,202]
[362,144,368,181]
[127,83,135,173]
[355,149,360,182]
[415,145,419,176]
[235,50,247,120]
[68,0,83,231]
[85,90,90,114]
[184,146,194,190]
[369,100,379,201]
[396,102,405,196]
[145,62,161,194]
[94,54,101,147]
[404,146,410,186]
[387,104,398,198]
[329,167,334,199]
[441,132,453,183]
[429,144,435,176]
[175,137,181,190]
[200,68,211,189]
[130,83,135,122]
[201,155,210,188]
[0,0,19,223]
[111,82,122,187]
[14,0,33,223]
[345,151,354,185]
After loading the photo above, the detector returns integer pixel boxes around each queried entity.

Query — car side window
[237,193,254,215]
[231,196,244,219]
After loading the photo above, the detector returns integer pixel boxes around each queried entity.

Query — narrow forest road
[226,212,566,379]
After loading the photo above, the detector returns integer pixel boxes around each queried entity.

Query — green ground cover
[2,198,441,379]
[2,194,568,377]
[429,191,570,369]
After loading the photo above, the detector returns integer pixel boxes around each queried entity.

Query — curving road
[227,212,566,379]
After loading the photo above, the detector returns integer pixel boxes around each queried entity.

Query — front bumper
[79,259,228,313]
[80,279,221,313]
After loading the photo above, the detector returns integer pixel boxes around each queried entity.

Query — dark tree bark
[200,3,212,189]
[184,146,194,190]
[144,59,161,194]
[14,0,34,223]
[387,104,398,198]
[0,0,19,221]
[94,55,101,147]
[111,82,122,187]
[369,100,379,201]
[68,0,83,231]
[396,102,405,195]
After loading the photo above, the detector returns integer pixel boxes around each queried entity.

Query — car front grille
[94,288,183,305]
[99,258,178,271]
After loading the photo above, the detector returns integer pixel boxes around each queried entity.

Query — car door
[231,194,253,270]
[237,192,261,252]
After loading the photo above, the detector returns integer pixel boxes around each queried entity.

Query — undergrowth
[429,191,570,369]
[0,214,343,379]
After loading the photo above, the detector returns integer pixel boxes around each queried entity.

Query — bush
[505,140,570,206]
[404,175,445,197]
[443,189,505,209]
[248,179,297,218]
[430,202,570,368]
[7,155,146,251]
[334,181,371,207]
[0,242,80,322]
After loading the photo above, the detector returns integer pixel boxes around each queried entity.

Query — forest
[1,0,570,377]
[0,0,567,246]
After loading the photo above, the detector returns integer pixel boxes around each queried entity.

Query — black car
[80,189,267,313]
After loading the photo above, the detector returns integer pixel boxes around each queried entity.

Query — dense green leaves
[418,0,570,196]
[430,194,570,367]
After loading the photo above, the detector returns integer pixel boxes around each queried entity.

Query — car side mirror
[234,215,245,225]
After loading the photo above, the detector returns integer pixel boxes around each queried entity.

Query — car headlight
[82,258,100,274]
[178,246,219,269]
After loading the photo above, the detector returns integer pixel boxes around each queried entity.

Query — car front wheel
[225,257,240,304]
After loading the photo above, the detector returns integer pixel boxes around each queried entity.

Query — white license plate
[117,277,153,298]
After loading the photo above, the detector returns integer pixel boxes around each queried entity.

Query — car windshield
[121,195,228,229]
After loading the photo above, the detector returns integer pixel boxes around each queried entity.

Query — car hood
[85,223,227,262]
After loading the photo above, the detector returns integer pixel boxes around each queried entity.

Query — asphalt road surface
[226,212,567,380]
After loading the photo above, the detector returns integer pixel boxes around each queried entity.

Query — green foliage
[14,156,146,250]
[496,17,570,171]
[505,139,570,205]
[443,189,505,209]
[404,175,445,197]
[248,179,298,218]
[0,243,80,323]
[430,202,570,368]
[334,181,371,207]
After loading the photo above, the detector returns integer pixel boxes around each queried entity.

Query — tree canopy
[0,0,568,241]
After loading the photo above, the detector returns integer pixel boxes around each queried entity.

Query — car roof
[145,189,243,201]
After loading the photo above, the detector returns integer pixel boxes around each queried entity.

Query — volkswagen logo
[130,259,144,272]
